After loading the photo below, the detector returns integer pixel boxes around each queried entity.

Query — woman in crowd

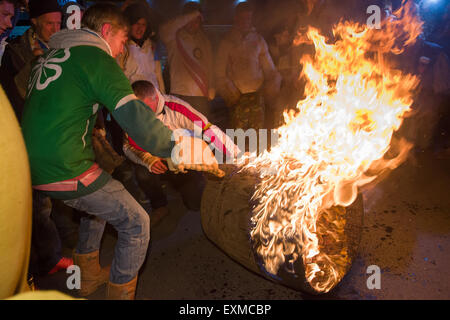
[118,2,165,92]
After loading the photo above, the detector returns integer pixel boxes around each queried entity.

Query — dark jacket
[0,28,36,120]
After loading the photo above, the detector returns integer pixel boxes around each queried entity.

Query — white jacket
[118,39,163,91]
[125,92,240,159]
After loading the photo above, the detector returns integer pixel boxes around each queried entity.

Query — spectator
[0,0,61,120]
[118,2,165,92]
[123,80,239,225]
[268,22,305,128]
[215,2,281,131]
[0,0,22,65]
[428,3,450,57]
[394,35,450,154]
[159,1,215,119]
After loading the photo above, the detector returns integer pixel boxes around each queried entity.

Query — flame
[242,1,422,293]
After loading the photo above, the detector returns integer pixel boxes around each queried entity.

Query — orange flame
[242,0,422,292]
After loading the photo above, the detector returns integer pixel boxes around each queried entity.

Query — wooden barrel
[201,164,364,295]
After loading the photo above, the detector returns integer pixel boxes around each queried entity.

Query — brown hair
[132,80,157,100]
[81,2,129,34]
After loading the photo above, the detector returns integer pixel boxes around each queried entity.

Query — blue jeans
[63,178,150,284]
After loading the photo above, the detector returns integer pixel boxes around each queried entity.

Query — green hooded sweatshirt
[21,28,175,199]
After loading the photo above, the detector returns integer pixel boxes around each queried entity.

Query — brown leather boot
[72,250,110,296]
[106,277,138,300]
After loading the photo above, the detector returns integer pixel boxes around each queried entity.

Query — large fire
[241,1,423,293]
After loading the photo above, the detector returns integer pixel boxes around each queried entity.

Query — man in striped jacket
[123,80,240,225]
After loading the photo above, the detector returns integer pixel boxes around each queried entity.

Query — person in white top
[159,1,215,120]
[215,2,281,131]
[117,2,165,92]
[122,80,239,225]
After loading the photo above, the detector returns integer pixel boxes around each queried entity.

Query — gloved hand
[168,135,225,178]
[150,159,168,174]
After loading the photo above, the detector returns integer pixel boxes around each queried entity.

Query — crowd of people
[0,0,448,300]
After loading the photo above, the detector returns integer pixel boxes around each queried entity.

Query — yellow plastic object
[0,88,33,299]
[0,89,76,300]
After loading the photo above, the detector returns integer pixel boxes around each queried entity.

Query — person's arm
[259,36,281,89]
[159,11,202,45]
[155,60,166,94]
[268,43,280,66]
[259,36,282,107]
[203,125,241,158]
[13,41,45,99]
[86,48,175,158]
[123,135,164,173]
[215,38,240,106]
[111,99,174,158]
[205,38,215,100]
[168,99,240,157]
[433,52,450,95]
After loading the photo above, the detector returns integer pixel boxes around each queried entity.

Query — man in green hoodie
[21,3,191,300]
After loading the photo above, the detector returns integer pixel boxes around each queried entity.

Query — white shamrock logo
[28,48,71,97]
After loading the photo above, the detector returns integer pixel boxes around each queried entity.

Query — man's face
[142,94,158,113]
[235,10,253,33]
[185,16,202,34]
[33,12,62,43]
[104,27,128,58]
[130,18,147,40]
[0,2,14,35]
[275,29,290,47]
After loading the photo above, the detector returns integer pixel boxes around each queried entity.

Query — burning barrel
[201,164,364,295]
[199,0,422,296]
